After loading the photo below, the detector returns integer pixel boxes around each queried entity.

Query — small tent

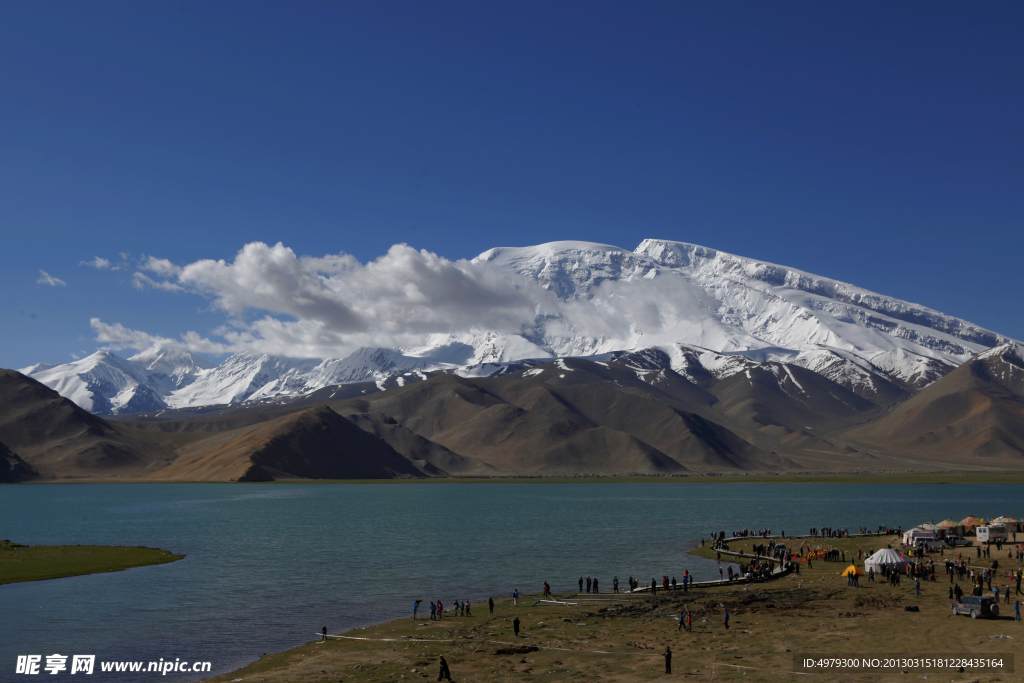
[992,516,1020,532]
[841,565,864,576]
[960,516,986,530]
[864,548,909,574]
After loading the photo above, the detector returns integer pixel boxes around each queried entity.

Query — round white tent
[864,548,909,573]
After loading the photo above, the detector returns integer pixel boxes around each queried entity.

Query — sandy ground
[202,534,1023,683]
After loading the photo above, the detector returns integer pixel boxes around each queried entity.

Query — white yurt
[864,548,909,573]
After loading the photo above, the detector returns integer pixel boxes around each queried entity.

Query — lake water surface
[3,482,1022,681]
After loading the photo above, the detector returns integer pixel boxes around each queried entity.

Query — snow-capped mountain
[19,239,1018,415]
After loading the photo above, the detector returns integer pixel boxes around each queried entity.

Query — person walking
[513,589,519,606]
[430,601,437,620]
[1015,600,1021,622]
[513,616,521,638]
[915,579,921,597]
[414,600,421,619]
[678,611,685,631]
[466,600,472,616]
[724,610,730,629]
[322,626,327,641]
[663,646,672,674]
[543,581,551,598]
[488,597,494,617]
[437,655,451,681]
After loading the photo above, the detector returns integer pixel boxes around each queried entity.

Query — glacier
[19,239,1016,415]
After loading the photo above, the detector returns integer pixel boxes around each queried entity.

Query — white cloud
[95,240,707,360]
[132,272,184,292]
[140,256,182,277]
[89,318,231,355]
[80,256,111,269]
[37,270,66,287]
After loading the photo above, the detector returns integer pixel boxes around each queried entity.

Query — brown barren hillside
[0,369,175,480]
[341,374,689,474]
[846,342,1024,464]
[155,405,430,481]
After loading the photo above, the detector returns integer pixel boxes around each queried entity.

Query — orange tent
[841,565,864,576]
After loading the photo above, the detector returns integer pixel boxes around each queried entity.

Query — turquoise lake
[3,482,1022,681]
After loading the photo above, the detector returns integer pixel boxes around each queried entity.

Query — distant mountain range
[19,240,1008,416]
[3,239,1023,482]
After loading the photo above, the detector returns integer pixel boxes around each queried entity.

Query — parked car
[945,535,973,547]
[951,596,1000,619]
[915,539,949,551]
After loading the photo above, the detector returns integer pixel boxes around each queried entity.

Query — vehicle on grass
[976,525,1008,544]
[951,596,1000,619]
[944,535,973,547]
[914,539,949,551]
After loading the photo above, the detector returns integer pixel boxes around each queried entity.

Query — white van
[976,525,1007,544]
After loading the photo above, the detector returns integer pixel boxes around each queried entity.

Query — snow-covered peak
[635,239,1009,350]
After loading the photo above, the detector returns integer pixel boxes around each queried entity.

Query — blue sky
[2,1,1021,369]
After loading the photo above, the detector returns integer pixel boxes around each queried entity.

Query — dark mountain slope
[0,369,175,479]
[156,405,431,481]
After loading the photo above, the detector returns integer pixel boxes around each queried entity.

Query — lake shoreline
[9,470,1024,485]
[199,532,1023,683]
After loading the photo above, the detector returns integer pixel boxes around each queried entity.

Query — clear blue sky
[2,1,1021,369]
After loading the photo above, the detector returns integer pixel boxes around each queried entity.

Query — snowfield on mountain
[19,239,1015,416]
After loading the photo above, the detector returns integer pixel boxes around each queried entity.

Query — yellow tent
[841,565,864,576]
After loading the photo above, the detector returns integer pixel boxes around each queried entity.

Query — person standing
[678,611,685,631]
[489,597,494,616]
[430,601,437,620]
[1016,600,1021,622]
[663,646,672,674]
[593,577,599,594]
[613,576,619,593]
[466,600,472,616]
[579,577,584,592]
[322,626,327,641]
[414,600,421,619]
[915,579,921,597]
[437,655,451,681]
[586,576,592,593]
[543,582,551,597]
[513,617,521,638]
[724,610,730,629]
[437,600,443,619]
[651,578,657,595]
[513,589,518,606]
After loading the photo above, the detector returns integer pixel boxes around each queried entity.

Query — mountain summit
[19,239,1015,415]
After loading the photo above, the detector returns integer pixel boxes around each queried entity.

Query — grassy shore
[201,533,1022,683]
[0,540,183,584]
